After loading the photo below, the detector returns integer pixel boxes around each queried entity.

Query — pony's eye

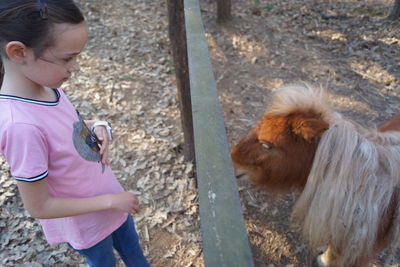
[261,142,273,150]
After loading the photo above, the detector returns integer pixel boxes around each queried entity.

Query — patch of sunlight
[378,37,400,47]
[329,95,375,116]
[230,33,269,61]
[311,29,347,42]
[258,77,284,91]
[350,59,396,84]
[247,219,301,265]
[361,34,375,42]
[205,32,228,63]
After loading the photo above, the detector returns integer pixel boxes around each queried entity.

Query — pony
[230,84,400,267]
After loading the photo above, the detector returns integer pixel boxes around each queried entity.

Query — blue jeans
[72,214,150,267]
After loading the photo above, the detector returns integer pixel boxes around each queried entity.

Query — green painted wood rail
[184,0,255,266]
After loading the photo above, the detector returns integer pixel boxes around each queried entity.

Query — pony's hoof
[311,253,327,267]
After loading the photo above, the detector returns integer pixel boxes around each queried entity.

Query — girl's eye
[63,57,73,62]
[260,141,273,150]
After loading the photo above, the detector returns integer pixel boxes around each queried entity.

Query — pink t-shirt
[0,88,127,249]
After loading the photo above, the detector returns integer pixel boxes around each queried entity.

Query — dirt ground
[0,0,399,266]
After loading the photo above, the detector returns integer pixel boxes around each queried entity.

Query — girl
[0,1,150,266]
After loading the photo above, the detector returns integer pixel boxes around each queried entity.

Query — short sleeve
[1,123,48,182]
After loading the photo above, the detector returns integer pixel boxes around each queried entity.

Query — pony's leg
[316,246,339,267]
[311,246,338,267]
[315,246,372,267]
[313,199,395,267]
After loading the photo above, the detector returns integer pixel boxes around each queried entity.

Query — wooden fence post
[388,0,400,20]
[217,0,232,23]
[167,0,195,162]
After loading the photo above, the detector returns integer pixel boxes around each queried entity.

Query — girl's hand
[93,125,110,165]
[109,192,140,214]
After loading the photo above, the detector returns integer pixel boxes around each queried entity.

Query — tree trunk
[388,0,400,20]
[217,0,232,23]
[167,0,195,162]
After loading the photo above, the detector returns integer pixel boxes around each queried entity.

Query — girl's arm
[17,179,139,219]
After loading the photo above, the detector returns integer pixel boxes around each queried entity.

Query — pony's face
[231,111,329,192]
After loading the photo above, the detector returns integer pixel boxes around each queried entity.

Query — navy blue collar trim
[0,88,60,106]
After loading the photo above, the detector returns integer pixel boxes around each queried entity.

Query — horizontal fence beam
[184,0,255,266]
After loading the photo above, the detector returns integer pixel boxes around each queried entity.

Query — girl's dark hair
[0,0,85,86]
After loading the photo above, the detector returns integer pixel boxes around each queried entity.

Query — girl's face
[23,22,88,89]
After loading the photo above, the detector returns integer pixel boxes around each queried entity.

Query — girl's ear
[5,41,28,64]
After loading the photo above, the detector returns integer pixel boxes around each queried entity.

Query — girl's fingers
[102,151,110,165]
[98,141,109,165]
[95,127,109,155]
[99,139,107,154]
[94,127,111,166]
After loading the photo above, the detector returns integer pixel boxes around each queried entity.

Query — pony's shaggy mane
[274,85,400,266]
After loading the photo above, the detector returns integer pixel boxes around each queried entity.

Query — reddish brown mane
[231,109,328,192]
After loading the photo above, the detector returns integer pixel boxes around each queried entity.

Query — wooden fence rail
[183,0,255,266]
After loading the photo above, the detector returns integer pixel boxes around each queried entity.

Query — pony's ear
[292,118,329,142]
